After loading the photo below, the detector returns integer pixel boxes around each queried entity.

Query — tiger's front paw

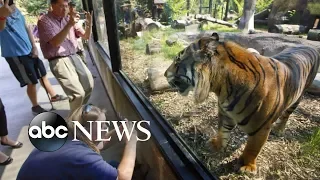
[238,156,257,174]
[209,136,223,152]
[239,164,257,174]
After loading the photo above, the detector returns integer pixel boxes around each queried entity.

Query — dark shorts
[5,55,47,87]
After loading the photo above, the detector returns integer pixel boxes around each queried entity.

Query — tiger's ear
[199,33,219,49]
[211,32,219,41]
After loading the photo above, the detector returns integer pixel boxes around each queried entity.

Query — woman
[17,104,138,180]
[0,98,23,166]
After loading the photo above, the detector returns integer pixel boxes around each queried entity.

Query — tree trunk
[136,17,162,31]
[307,29,320,41]
[223,0,230,21]
[269,24,307,34]
[195,14,237,28]
[238,0,257,32]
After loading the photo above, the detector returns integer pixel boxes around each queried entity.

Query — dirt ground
[120,40,320,180]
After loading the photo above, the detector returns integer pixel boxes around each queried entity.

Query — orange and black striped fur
[164,33,320,173]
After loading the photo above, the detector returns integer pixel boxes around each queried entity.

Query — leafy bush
[166,0,188,19]
[302,128,320,159]
[307,2,320,15]
[256,0,273,13]
[200,22,240,32]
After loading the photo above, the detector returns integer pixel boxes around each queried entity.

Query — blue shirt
[0,8,32,57]
[17,140,118,180]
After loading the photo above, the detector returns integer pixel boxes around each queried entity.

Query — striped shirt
[37,12,84,60]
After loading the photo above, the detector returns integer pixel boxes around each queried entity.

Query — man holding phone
[38,0,94,116]
[0,0,68,115]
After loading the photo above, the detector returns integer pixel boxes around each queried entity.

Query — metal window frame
[103,0,122,72]
[85,0,219,179]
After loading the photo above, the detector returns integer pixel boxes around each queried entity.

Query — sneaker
[50,94,68,102]
[32,105,48,115]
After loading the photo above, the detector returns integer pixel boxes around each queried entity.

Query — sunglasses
[82,103,93,120]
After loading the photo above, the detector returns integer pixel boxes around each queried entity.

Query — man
[0,0,67,115]
[38,0,94,116]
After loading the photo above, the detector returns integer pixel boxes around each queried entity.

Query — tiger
[164,33,320,174]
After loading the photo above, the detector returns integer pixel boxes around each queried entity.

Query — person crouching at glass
[17,104,138,180]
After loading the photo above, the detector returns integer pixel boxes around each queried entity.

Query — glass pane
[92,0,110,55]
[115,0,319,179]
[116,0,225,176]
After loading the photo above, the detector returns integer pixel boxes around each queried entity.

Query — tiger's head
[164,33,224,104]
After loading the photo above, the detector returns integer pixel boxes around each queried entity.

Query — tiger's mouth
[168,75,193,96]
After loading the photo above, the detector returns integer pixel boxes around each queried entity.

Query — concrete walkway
[0,44,117,179]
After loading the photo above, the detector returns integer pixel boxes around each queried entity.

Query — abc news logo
[28,112,151,152]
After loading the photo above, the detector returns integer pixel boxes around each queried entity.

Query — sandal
[50,94,68,102]
[1,141,23,149]
[0,156,13,166]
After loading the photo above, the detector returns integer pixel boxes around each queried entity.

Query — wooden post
[187,0,190,16]
[221,5,224,20]
[209,0,213,15]
[214,4,217,18]
[223,0,230,21]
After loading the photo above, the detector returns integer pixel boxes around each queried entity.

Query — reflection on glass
[92,0,110,55]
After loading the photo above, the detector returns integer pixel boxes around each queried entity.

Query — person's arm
[75,11,92,40]
[116,121,138,180]
[24,21,38,58]
[100,125,125,151]
[82,12,92,40]
[0,0,15,31]
[48,21,73,47]
[117,139,137,180]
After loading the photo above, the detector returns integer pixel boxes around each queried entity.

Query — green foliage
[307,2,320,15]
[233,0,244,16]
[166,0,188,19]
[200,22,240,32]
[231,0,273,17]
[302,128,320,159]
[287,9,296,17]
[24,16,38,25]
[18,0,83,16]
[126,29,184,60]
[161,43,184,59]
[255,0,273,13]
[19,0,48,16]
[131,32,153,51]
[160,32,184,59]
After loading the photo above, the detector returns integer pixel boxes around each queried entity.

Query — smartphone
[79,13,86,19]
[4,0,14,6]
